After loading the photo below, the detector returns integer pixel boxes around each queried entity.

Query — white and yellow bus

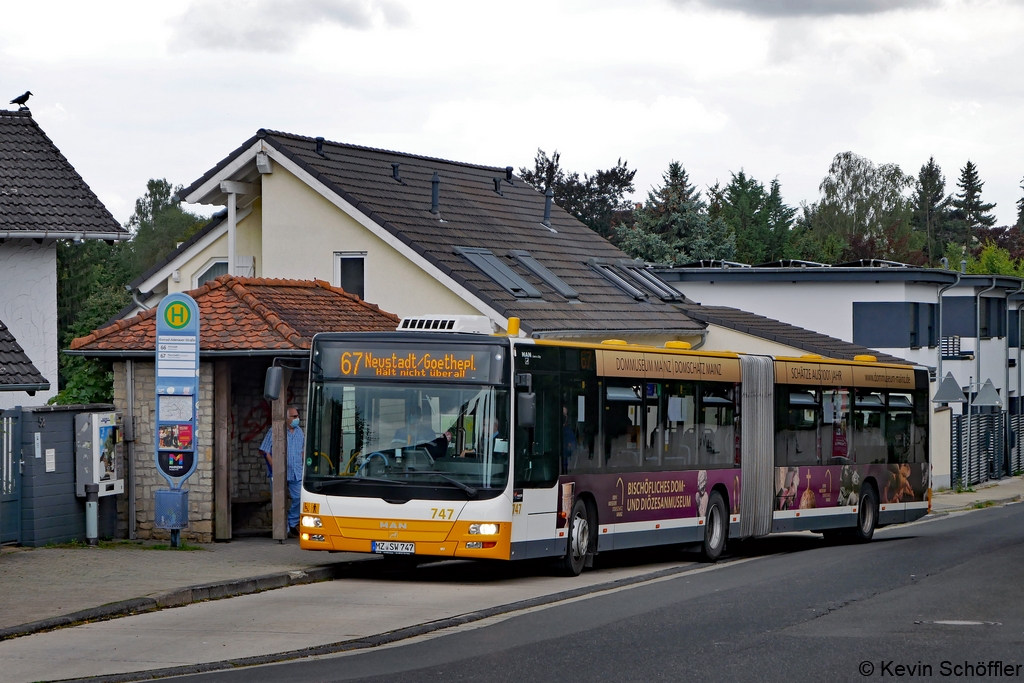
[296,316,930,575]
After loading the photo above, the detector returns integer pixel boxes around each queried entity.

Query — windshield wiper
[407,469,477,497]
[310,476,415,491]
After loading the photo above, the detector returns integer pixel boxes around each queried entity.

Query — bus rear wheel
[852,486,878,543]
[700,492,727,562]
[559,499,591,576]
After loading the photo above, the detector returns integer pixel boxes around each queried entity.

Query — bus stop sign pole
[154,293,200,548]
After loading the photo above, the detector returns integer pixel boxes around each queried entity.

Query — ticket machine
[75,411,125,497]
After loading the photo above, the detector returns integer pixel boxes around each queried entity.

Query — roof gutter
[0,231,129,241]
[0,382,50,393]
[530,328,708,340]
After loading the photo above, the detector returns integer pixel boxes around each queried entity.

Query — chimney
[315,136,325,156]
[392,163,401,182]
[542,188,553,227]
[431,172,440,215]
[505,166,514,182]
[493,178,503,195]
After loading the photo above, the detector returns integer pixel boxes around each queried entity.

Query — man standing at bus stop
[259,406,305,538]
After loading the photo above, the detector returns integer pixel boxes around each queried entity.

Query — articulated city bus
[296,316,930,575]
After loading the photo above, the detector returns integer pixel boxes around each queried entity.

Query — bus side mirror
[264,366,283,401]
[517,392,536,428]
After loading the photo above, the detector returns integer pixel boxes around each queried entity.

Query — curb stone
[0,561,368,642]
[47,558,734,683]
[929,493,1022,516]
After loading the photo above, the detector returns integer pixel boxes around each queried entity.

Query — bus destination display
[318,344,501,383]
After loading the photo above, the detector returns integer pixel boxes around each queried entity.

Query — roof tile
[71,275,400,354]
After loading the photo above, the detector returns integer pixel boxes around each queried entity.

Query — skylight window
[509,250,578,299]
[589,258,647,301]
[455,247,542,299]
[618,260,680,301]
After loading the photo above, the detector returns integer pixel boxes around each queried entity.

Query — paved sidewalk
[930,474,1024,513]
[0,537,366,636]
[1,475,1020,643]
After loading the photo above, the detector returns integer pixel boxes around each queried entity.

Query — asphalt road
[170,503,1024,683]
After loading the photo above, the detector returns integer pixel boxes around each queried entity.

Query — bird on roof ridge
[9,91,32,109]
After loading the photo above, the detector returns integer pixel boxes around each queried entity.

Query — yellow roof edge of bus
[774,354,914,369]
[527,338,740,358]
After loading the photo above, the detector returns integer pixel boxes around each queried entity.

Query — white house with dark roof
[0,108,128,407]
[122,129,911,370]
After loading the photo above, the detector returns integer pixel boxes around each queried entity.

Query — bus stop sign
[154,293,200,486]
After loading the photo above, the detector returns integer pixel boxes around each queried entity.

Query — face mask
[290,418,300,428]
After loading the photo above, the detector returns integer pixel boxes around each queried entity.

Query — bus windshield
[305,381,510,496]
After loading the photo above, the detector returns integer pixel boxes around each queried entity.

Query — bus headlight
[301,516,322,528]
[469,523,499,535]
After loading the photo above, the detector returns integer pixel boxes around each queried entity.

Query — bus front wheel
[700,492,727,562]
[852,486,878,543]
[559,499,591,576]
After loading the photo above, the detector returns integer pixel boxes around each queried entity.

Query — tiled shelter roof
[678,304,910,365]
[178,130,705,337]
[0,317,49,392]
[0,109,126,237]
[70,276,399,356]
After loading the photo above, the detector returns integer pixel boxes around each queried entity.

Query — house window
[334,252,366,300]
[853,302,937,349]
[195,259,228,287]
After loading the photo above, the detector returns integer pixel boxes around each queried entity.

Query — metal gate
[1,410,23,544]
[1010,414,1024,476]
[951,412,1007,488]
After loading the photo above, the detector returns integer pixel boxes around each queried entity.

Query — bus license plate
[372,541,415,555]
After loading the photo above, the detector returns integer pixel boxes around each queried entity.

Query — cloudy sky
[2,0,1022,225]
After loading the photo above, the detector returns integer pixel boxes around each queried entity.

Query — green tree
[614,161,735,264]
[950,160,997,244]
[762,179,797,261]
[806,151,919,262]
[123,179,207,276]
[717,172,796,264]
[965,242,1022,277]
[519,149,636,240]
[52,179,207,404]
[722,170,768,264]
[911,157,951,265]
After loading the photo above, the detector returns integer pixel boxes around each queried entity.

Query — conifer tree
[950,160,997,243]
[614,161,735,264]
[722,170,768,264]
[911,157,951,264]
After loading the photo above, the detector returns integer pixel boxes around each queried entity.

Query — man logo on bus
[164,302,191,330]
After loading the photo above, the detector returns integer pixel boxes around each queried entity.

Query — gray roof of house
[0,317,49,392]
[678,304,910,365]
[178,130,704,337]
[0,109,126,238]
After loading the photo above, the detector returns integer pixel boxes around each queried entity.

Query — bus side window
[699,382,737,469]
[663,381,697,470]
[777,387,820,467]
[514,374,560,488]
[822,388,851,464]
[562,349,598,475]
[604,382,643,470]
[853,389,887,464]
